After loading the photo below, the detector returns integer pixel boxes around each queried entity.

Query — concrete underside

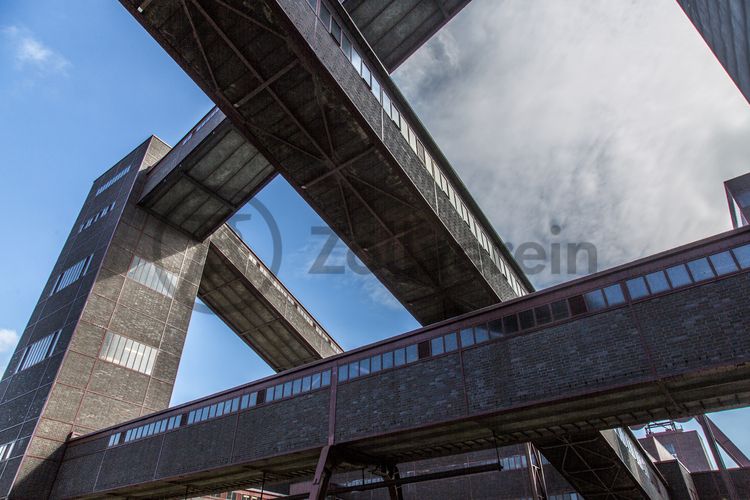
[677,0,750,106]
[200,225,341,371]
[342,0,472,72]
[140,109,275,240]
[50,227,750,498]
[122,0,527,326]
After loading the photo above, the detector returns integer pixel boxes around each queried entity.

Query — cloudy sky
[0,0,748,467]
[395,0,750,289]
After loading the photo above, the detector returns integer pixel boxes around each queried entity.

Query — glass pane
[312,372,322,389]
[709,251,738,275]
[342,36,352,60]
[666,264,692,288]
[568,295,587,315]
[352,49,362,74]
[406,344,418,363]
[733,243,750,269]
[584,289,607,311]
[319,5,331,30]
[444,333,458,352]
[371,355,381,372]
[302,376,312,392]
[488,320,503,338]
[362,64,371,86]
[474,324,490,343]
[382,351,394,369]
[348,361,359,379]
[281,382,291,397]
[551,300,569,320]
[645,271,670,294]
[533,305,552,325]
[292,379,302,395]
[519,309,535,329]
[331,21,342,43]
[626,277,649,300]
[249,392,257,406]
[394,348,406,366]
[322,370,331,386]
[503,315,519,333]
[460,328,475,347]
[359,357,370,376]
[338,365,348,382]
[241,394,249,409]
[274,384,283,400]
[687,258,715,282]
[371,78,381,102]
[431,337,444,355]
[603,284,626,306]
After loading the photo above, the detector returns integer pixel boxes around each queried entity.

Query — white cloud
[0,329,19,353]
[2,25,70,76]
[394,0,750,289]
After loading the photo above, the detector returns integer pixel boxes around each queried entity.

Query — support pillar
[697,414,740,500]
[309,445,335,500]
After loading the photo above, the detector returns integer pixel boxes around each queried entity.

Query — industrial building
[1,0,750,498]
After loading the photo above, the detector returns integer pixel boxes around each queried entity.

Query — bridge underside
[51,228,750,499]
[534,430,664,500]
[123,0,526,326]
[140,109,275,240]
[342,0,473,72]
[677,0,750,106]
[200,225,341,371]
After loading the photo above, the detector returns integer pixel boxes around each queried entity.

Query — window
[331,20,342,44]
[127,256,178,297]
[16,330,60,373]
[352,49,362,74]
[474,324,490,343]
[626,277,649,300]
[406,344,418,362]
[394,348,406,366]
[583,289,606,310]
[444,332,458,351]
[568,295,588,315]
[518,309,535,329]
[460,328,474,347]
[503,314,520,333]
[108,433,121,447]
[687,258,715,282]
[709,251,738,275]
[431,336,444,355]
[79,202,116,233]
[99,332,158,375]
[666,264,692,288]
[96,164,131,196]
[645,271,670,294]
[120,414,183,446]
[733,244,750,268]
[318,4,331,30]
[50,254,93,296]
[371,354,382,372]
[488,320,503,339]
[341,35,352,60]
[534,305,552,325]
[382,351,393,369]
[602,284,626,305]
[551,300,570,320]
[0,441,15,461]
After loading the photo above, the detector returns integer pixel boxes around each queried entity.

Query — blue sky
[1,0,749,466]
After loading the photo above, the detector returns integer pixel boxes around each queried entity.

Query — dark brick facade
[0,137,209,498]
